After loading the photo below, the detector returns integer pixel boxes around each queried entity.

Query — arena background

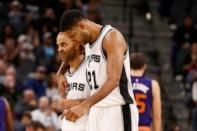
[0,0,196,131]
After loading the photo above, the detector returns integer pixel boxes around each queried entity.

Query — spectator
[17,42,36,81]
[0,60,6,84]
[8,0,24,33]
[34,32,56,71]
[6,65,16,77]
[46,72,61,100]
[40,8,58,34]
[21,112,32,127]
[0,23,16,43]
[172,16,197,73]
[46,72,62,115]
[14,89,37,119]
[183,43,197,74]
[26,121,46,131]
[14,111,32,131]
[4,37,20,65]
[0,96,13,131]
[24,25,40,48]
[31,96,60,131]
[24,66,47,98]
[0,45,7,62]
[176,42,197,79]
[6,65,25,90]
[23,0,40,22]
[2,74,21,109]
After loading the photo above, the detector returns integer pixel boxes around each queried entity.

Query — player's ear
[78,21,85,29]
[81,29,89,41]
[144,64,147,70]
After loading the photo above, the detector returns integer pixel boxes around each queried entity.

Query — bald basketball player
[57,9,139,131]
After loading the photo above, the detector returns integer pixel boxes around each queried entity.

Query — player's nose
[58,47,63,54]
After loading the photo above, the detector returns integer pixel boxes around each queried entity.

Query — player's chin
[60,55,67,61]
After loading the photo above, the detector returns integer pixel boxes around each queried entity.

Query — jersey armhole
[101,29,128,61]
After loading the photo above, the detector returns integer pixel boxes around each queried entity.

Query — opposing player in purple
[130,53,162,131]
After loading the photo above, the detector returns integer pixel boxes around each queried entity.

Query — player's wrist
[81,100,91,109]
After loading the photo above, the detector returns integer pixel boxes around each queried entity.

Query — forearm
[6,114,13,131]
[4,99,13,131]
[56,61,68,75]
[81,78,118,108]
[153,116,162,131]
[56,61,69,97]
[61,98,85,110]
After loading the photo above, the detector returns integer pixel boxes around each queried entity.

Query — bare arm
[3,98,13,131]
[152,80,162,131]
[56,61,68,76]
[56,61,69,97]
[82,30,127,108]
[60,99,85,110]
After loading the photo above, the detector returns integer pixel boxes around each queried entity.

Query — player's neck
[69,54,84,72]
[88,21,103,45]
[130,70,144,77]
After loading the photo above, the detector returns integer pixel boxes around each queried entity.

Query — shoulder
[151,79,161,96]
[102,29,127,51]
[104,29,125,42]
[152,79,159,87]
[1,97,8,106]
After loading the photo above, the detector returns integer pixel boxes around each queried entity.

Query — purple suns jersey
[131,76,152,126]
[0,97,6,131]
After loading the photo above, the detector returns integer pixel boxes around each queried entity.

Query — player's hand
[62,103,90,122]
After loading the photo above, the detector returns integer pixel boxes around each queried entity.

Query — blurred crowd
[0,0,102,131]
[159,0,197,27]
[170,15,197,131]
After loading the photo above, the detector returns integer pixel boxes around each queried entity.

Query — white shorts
[61,113,88,131]
[86,104,139,131]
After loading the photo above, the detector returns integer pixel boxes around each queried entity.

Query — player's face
[56,33,79,61]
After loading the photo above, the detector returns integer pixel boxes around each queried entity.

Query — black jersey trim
[101,31,129,61]
[119,66,134,104]
[67,57,86,77]
[124,43,129,60]
[122,104,132,131]
[88,25,106,48]
[100,28,114,61]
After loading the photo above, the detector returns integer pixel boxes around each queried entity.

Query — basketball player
[56,33,90,131]
[0,96,13,131]
[130,53,162,131]
[58,10,139,131]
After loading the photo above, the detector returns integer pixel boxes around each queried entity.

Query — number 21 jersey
[85,25,135,107]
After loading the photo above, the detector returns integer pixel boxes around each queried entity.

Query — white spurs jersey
[62,59,90,131]
[85,25,135,107]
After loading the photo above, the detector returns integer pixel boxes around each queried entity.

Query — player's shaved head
[60,9,86,31]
